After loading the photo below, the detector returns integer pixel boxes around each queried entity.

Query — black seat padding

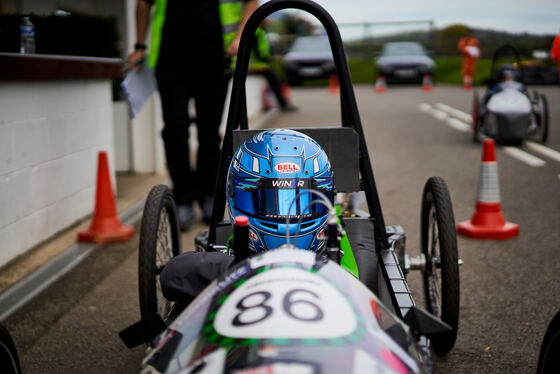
[344,217,378,295]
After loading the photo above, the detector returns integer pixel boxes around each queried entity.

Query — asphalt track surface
[4,85,559,373]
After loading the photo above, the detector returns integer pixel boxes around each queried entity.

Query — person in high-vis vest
[251,26,297,111]
[127,0,258,230]
[458,29,480,90]
[551,31,560,84]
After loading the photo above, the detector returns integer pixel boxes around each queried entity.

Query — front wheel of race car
[421,176,459,356]
[139,184,181,320]
[471,90,480,143]
[537,93,549,143]
[0,324,22,374]
[537,309,560,373]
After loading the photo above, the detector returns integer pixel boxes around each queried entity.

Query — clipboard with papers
[121,62,157,118]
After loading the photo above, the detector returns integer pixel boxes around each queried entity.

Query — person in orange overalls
[458,29,480,90]
[551,31,560,83]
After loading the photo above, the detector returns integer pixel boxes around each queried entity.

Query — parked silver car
[376,41,435,83]
[283,35,336,86]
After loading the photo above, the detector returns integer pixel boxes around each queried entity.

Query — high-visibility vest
[219,0,244,55]
[147,0,244,69]
[248,27,272,71]
[551,33,560,62]
[219,1,272,70]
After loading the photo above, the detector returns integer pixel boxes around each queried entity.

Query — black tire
[420,177,460,356]
[139,184,181,320]
[538,94,549,143]
[537,310,560,374]
[471,90,480,143]
[0,324,22,374]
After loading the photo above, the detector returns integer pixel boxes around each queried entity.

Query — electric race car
[471,44,549,144]
[120,1,461,373]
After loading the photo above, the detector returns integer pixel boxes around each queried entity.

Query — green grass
[355,56,493,85]
[348,58,376,84]
[433,57,492,85]
[272,56,502,86]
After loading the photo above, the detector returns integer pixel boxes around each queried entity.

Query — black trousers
[156,69,228,205]
[260,68,288,109]
[160,251,234,305]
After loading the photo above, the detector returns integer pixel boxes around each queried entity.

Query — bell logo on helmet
[249,229,259,242]
[274,162,300,174]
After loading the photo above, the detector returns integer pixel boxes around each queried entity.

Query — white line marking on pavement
[525,141,560,163]
[431,109,448,121]
[418,103,432,113]
[503,147,546,167]
[446,117,471,132]
[419,103,449,121]
[419,104,470,132]
[435,103,472,123]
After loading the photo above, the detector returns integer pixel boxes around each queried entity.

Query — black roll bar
[489,43,525,85]
[208,0,389,251]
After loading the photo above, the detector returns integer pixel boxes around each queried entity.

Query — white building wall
[0,0,269,269]
[0,80,115,267]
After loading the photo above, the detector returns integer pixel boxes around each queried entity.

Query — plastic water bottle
[19,17,36,54]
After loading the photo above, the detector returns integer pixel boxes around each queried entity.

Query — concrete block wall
[0,80,115,268]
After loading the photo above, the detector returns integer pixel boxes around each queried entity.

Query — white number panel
[249,249,316,269]
[214,267,357,339]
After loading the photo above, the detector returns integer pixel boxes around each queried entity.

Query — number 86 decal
[214,268,356,339]
[232,288,324,327]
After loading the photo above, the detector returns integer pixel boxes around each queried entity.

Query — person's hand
[127,49,146,72]
[227,36,241,56]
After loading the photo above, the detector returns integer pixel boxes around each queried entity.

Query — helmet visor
[233,177,333,220]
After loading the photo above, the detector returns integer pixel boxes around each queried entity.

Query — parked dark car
[283,35,336,86]
[376,41,435,83]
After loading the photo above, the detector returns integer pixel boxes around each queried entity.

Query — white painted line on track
[525,142,560,164]
[503,147,546,167]
[420,103,470,132]
[431,109,448,121]
[419,103,449,121]
[435,103,472,123]
[418,103,432,113]
[446,117,471,133]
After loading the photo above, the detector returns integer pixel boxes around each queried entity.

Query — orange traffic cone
[422,74,433,92]
[281,82,292,102]
[78,151,134,243]
[328,75,340,95]
[374,75,387,94]
[261,86,274,111]
[457,139,519,239]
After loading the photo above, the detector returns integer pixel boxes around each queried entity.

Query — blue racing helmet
[227,129,334,253]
